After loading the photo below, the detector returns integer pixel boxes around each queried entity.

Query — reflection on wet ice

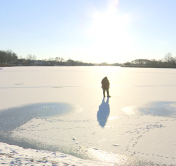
[122,101,176,117]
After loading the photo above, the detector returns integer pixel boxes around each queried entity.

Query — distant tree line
[20,57,95,66]
[18,56,121,66]
[0,50,18,65]
[122,53,176,68]
[2,49,175,68]
[46,58,121,66]
[0,49,121,66]
[62,59,94,66]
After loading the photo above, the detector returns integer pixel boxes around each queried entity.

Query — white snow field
[1,66,176,165]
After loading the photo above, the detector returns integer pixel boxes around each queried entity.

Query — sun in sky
[85,0,135,63]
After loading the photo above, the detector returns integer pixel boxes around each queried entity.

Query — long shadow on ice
[97,97,110,127]
[0,102,76,132]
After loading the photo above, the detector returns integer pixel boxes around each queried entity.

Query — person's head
[104,76,107,79]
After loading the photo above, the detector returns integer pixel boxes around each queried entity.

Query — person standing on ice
[101,77,110,97]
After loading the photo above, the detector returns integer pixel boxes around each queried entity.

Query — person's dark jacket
[101,77,110,90]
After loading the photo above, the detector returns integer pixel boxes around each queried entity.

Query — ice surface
[1,66,176,165]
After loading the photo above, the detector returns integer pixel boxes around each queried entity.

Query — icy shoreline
[0,142,109,166]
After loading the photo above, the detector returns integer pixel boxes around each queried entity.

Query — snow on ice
[1,66,176,165]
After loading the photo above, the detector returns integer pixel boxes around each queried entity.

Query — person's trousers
[103,89,109,97]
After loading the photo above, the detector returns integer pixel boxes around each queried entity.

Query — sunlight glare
[87,0,134,63]
[86,148,128,164]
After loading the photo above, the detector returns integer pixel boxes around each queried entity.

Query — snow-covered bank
[1,67,176,165]
[0,142,109,166]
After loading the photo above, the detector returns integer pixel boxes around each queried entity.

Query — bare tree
[55,57,64,62]
[26,54,33,60]
[164,52,173,62]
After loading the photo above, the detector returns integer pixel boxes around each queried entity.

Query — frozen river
[1,66,176,165]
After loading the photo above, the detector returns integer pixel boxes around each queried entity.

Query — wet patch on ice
[0,102,80,132]
[122,101,176,117]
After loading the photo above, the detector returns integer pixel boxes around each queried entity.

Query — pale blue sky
[0,0,176,63]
